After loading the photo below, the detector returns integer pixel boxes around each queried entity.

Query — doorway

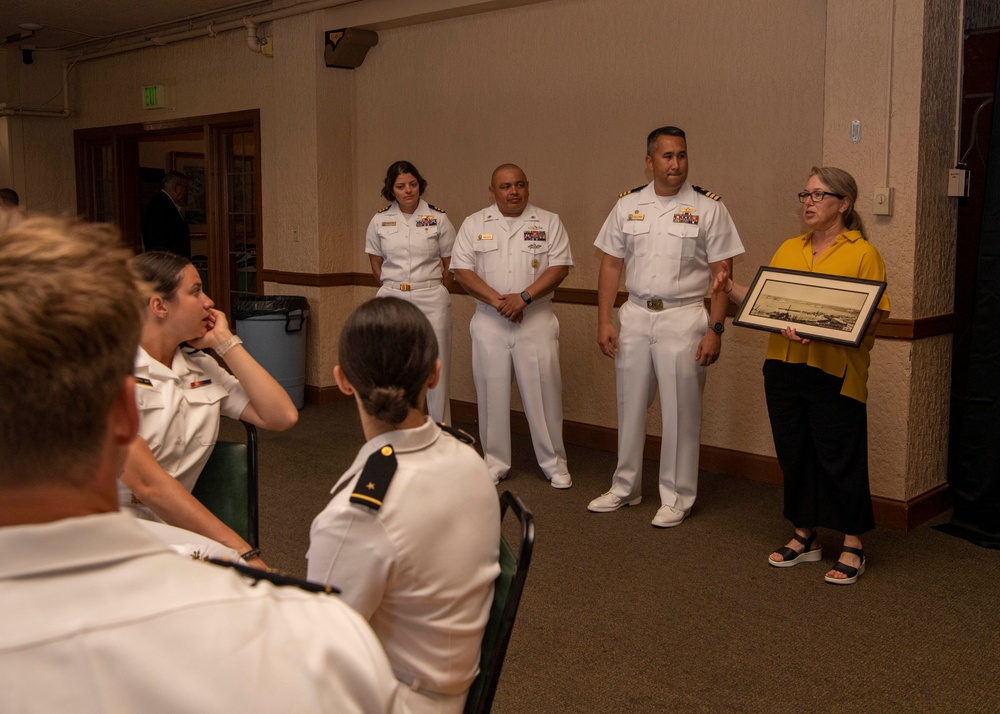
[74,109,261,318]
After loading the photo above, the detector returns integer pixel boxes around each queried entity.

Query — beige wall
[0,0,963,504]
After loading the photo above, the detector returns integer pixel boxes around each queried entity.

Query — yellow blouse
[764,230,891,403]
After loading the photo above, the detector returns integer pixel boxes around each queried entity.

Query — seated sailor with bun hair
[308,296,500,714]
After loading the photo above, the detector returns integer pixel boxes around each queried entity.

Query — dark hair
[0,188,19,207]
[338,297,438,425]
[132,251,191,300]
[646,126,687,156]
[810,166,866,235]
[380,161,428,202]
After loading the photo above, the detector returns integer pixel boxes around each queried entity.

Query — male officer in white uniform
[451,164,573,488]
[0,213,399,713]
[589,127,744,527]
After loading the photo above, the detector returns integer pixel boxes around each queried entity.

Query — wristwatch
[520,290,532,304]
[710,321,725,335]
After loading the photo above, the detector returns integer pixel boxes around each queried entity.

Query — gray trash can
[233,296,309,409]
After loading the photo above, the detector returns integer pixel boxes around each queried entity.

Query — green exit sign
[142,85,166,110]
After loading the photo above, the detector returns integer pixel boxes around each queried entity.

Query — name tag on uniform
[627,211,645,221]
[416,216,437,227]
[381,221,396,227]
[523,230,547,241]
[478,234,493,241]
[189,379,213,388]
[673,208,699,225]
[135,377,153,387]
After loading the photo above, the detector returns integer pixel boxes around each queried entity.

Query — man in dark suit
[142,171,191,256]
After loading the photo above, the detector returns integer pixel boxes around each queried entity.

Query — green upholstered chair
[464,490,535,714]
[191,419,259,548]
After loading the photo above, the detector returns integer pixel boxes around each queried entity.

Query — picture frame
[169,152,207,234]
[733,266,887,347]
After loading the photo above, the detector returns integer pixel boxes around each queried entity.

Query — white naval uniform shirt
[307,417,500,706]
[365,199,456,286]
[120,347,251,515]
[0,513,399,714]
[594,182,744,300]
[450,203,573,301]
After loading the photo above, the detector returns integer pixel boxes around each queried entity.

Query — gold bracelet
[215,334,243,357]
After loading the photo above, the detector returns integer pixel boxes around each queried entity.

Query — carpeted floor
[224,403,1000,713]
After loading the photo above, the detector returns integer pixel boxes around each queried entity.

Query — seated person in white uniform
[0,214,399,714]
[308,297,500,714]
[119,251,299,569]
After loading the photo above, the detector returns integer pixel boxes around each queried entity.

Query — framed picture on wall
[170,152,207,234]
[733,266,886,347]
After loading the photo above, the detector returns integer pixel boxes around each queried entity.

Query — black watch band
[710,321,725,335]
[520,290,532,304]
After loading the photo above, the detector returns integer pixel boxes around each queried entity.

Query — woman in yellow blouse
[716,167,890,585]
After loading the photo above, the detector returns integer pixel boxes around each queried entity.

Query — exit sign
[142,85,166,110]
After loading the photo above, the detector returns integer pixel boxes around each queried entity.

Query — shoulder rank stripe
[350,445,397,511]
[438,422,476,445]
[377,204,392,213]
[619,184,648,198]
[207,557,341,594]
[693,185,722,201]
[427,203,446,214]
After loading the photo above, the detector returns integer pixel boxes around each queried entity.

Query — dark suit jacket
[142,191,191,257]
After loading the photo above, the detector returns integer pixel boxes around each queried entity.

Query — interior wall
[2,0,963,507]
[823,0,959,500]
[348,0,826,459]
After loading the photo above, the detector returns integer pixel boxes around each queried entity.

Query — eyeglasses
[797,190,845,203]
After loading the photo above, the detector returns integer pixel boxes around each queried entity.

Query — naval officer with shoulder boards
[365,160,456,425]
[308,297,499,714]
[589,126,744,528]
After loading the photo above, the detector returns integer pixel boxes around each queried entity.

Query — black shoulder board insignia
[693,185,721,201]
[427,203,446,214]
[207,557,341,594]
[438,422,476,445]
[377,204,392,213]
[350,445,397,511]
[619,184,648,198]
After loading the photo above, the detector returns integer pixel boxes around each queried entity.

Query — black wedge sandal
[768,531,823,568]
[824,546,866,585]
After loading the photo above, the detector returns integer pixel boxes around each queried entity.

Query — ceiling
[0,0,277,51]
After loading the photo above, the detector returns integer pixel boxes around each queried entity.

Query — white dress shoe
[587,491,641,513]
[651,504,686,528]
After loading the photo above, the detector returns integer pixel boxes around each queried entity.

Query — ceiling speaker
[324,28,379,69]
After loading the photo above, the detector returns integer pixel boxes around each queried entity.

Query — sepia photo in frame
[733,266,887,347]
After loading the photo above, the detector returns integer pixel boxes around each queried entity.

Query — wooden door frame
[73,109,261,317]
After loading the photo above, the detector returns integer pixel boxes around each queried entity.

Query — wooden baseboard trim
[304,384,352,405]
[448,398,948,530]
[872,483,951,530]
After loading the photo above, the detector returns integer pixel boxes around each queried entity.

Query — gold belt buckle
[399,283,411,291]
[647,298,664,311]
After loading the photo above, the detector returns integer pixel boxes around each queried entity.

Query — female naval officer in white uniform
[308,297,500,714]
[120,251,299,569]
[365,160,456,425]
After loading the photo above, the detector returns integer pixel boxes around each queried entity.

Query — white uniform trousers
[470,303,568,482]
[610,298,707,512]
[377,283,452,425]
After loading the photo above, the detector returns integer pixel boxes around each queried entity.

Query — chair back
[463,490,535,714]
[190,420,259,548]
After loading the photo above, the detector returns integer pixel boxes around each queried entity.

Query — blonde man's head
[0,213,145,484]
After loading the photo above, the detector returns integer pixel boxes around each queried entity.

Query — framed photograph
[170,152,207,234]
[734,266,887,347]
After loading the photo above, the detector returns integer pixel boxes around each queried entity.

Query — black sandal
[768,531,823,568]
[824,546,866,585]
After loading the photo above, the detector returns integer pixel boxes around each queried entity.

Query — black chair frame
[464,490,535,714]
